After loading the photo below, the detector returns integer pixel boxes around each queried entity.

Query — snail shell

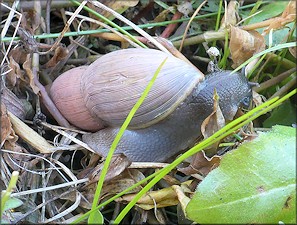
[50,48,252,162]
[50,48,204,131]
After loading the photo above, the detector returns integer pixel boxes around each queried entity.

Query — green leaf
[3,197,23,211]
[186,125,296,224]
[263,100,296,128]
[88,209,104,224]
[248,1,287,24]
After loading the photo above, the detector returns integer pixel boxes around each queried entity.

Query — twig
[37,0,87,55]
[65,11,141,48]
[270,76,296,99]
[89,0,170,54]
[32,57,71,128]
[10,178,88,197]
[161,11,183,38]
[7,111,54,153]
[0,1,22,67]
[41,121,95,153]
[254,68,296,92]
[0,0,75,13]
[13,188,77,223]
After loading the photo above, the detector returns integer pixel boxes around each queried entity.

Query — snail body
[50,48,252,162]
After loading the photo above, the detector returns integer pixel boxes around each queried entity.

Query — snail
[50,48,252,162]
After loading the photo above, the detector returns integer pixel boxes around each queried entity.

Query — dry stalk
[179,0,207,51]
[90,0,170,54]
[41,121,95,153]
[7,111,55,153]
[65,11,141,48]
[0,1,22,66]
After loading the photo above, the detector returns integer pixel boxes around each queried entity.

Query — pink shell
[50,66,104,131]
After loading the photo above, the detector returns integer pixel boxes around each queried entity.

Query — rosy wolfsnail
[50,48,252,162]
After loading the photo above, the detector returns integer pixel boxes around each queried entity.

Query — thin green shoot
[218,30,230,69]
[87,58,168,222]
[247,28,274,78]
[212,0,223,47]
[243,0,263,25]
[231,42,296,76]
[69,0,147,48]
[1,171,19,216]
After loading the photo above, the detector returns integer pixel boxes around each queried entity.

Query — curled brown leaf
[230,26,265,68]
[23,54,40,94]
[263,0,296,35]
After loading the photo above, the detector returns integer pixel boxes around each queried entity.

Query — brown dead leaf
[8,46,29,65]
[0,103,15,146]
[252,90,264,107]
[23,54,40,94]
[230,26,265,68]
[44,45,69,68]
[178,151,221,177]
[118,181,192,210]
[101,169,145,198]
[263,1,296,35]
[220,0,239,29]
[200,89,225,156]
[75,169,144,209]
[7,56,25,88]
[171,184,191,217]
[201,89,225,139]
[1,86,26,119]
[20,10,41,34]
[77,154,131,188]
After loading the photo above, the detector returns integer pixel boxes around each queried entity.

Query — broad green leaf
[186,125,296,224]
[88,210,104,224]
[247,1,291,45]
[263,100,296,128]
[248,1,288,25]
[3,197,23,211]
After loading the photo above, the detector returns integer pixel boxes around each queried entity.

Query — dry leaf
[171,184,191,218]
[87,154,131,183]
[8,46,28,65]
[200,89,226,156]
[230,26,265,68]
[201,90,225,139]
[220,0,239,29]
[252,90,264,107]
[23,54,40,94]
[1,86,26,119]
[44,45,69,68]
[20,10,41,35]
[118,181,192,210]
[7,56,25,88]
[179,151,221,177]
[177,1,193,16]
[74,169,144,209]
[263,1,296,35]
[101,169,144,198]
[0,103,15,146]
